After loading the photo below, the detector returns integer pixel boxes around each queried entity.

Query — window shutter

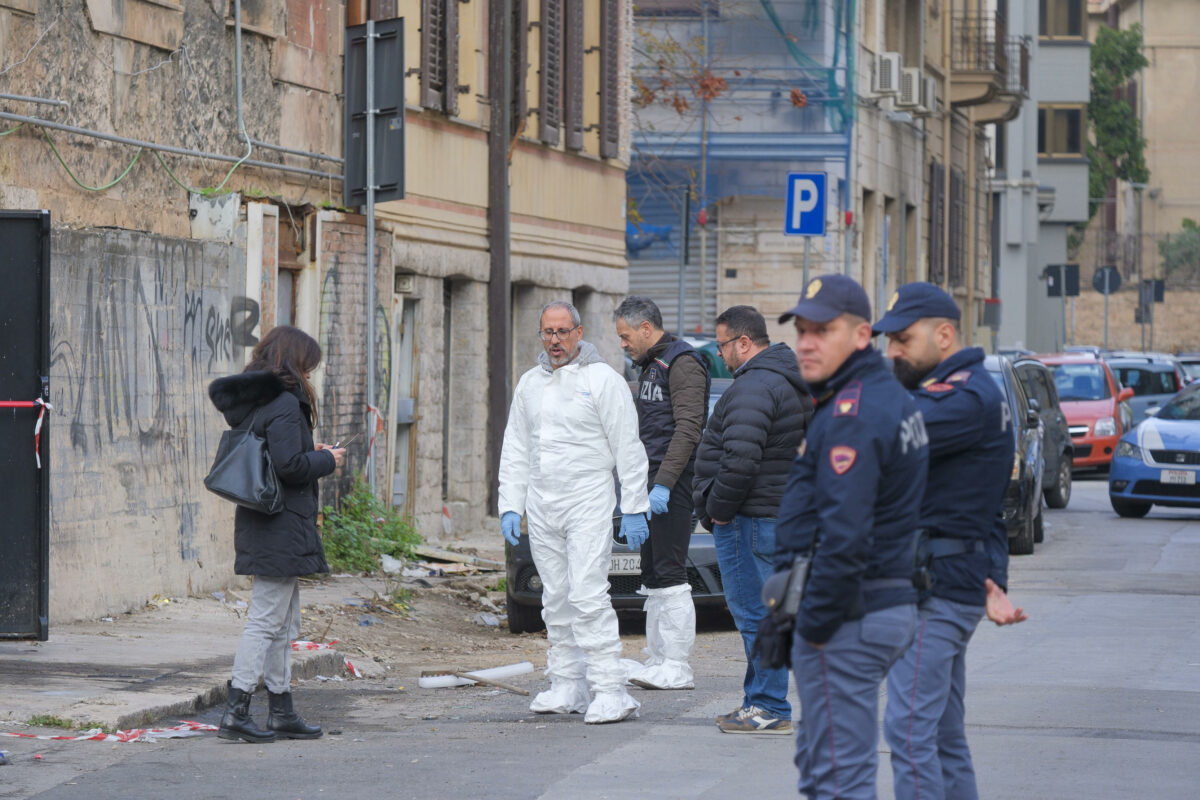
[444,0,459,115]
[949,167,966,288]
[512,0,530,138]
[928,160,945,285]
[420,1,446,110]
[563,0,584,150]
[538,0,564,144]
[599,0,620,159]
[420,1,458,114]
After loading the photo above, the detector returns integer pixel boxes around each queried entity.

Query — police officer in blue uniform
[774,274,928,800]
[874,282,1028,800]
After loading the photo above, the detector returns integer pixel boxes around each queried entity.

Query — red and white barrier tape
[1,720,216,743]
[366,403,385,459]
[291,640,362,678]
[0,397,52,468]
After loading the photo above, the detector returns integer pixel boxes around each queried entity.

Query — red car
[1037,354,1134,470]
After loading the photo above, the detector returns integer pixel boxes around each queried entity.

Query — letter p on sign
[784,172,827,236]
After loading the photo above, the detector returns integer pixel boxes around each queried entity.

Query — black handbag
[203,409,284,515]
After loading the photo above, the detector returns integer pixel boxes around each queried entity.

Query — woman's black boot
[267,691,323,739]
[218,682,277,743]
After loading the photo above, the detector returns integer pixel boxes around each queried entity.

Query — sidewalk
[0,590,346,734]
[0,523,507,736]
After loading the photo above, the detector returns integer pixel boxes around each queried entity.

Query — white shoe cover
[529,679,590,715]
[628,584,695,689]
[583,690,640,724]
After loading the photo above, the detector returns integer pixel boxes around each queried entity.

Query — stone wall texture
[48,228,247,618]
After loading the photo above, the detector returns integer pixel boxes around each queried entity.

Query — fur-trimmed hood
[209,370,287,426]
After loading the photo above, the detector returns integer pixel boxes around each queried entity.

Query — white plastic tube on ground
[417,661,535,689]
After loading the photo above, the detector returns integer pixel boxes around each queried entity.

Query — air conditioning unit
[873,52,901,96]
[919,75,939,115]
[898,68,922,108]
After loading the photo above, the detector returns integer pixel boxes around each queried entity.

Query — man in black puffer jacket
[693,305,813,735]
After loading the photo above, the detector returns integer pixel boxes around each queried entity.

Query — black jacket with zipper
[208,370,335,577]
[692,343,813,527]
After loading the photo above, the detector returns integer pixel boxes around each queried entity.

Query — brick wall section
[48,228,247,620]
[316,219,394,510]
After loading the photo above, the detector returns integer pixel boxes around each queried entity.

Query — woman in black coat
[208,325,345,743]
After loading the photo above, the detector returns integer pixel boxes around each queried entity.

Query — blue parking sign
[785,172,827,236]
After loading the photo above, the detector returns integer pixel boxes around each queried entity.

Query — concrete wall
[1036,42,1092,101]
[48,228,246,619]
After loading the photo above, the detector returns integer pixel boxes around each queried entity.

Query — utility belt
[761,560,916,629]
[912,530,986,598]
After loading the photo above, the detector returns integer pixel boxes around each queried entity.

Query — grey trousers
[231,575,301,694]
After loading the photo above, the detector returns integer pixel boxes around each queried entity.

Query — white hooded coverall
[499,341,650,718]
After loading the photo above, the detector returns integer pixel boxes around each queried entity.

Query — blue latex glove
[620,513,649,551]
[648,484,671,517]
[501,511,522,546]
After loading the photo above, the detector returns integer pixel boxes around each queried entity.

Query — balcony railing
[951,10,1007,75]
[1004,35,1031,97]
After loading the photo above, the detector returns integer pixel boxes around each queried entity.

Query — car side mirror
[1145,406,1160,417]
[1118,387,1135,402]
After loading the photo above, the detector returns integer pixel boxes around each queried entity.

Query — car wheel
[1033,506,1044,544]
[1009,513,1035,556]
[506,589,545,634]
[1044,456,1073,509]
[1111,497,1152,519]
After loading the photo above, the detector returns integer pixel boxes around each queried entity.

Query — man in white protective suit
[499,301,651,724]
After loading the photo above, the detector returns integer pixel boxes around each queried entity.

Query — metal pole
[1103,269,1110,350]
[698,4,709,334]
[677,187,690,338]
[803,236,812,287]
[365,18,377,492]
[1060,264,1066,351]
[0,110,342,181]
[486,0,513,515]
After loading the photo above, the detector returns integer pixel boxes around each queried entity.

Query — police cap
[871,282,961,335]
[778,274,872,325]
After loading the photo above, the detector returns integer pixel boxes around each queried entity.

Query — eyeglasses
[539,326,580,341]
[716,336,743,351]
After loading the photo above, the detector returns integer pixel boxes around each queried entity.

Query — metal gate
[0,211,51,640]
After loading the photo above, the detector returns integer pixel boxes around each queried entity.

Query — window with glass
[1112,367,1181,396]
[1156,385,1200,421]
[1037,105,1085,158]
[1039,0,1084,38]
[1052,363,1112,401]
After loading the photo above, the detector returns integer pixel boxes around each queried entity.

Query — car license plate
[609,554,641,575]
[1161,469,1196,485]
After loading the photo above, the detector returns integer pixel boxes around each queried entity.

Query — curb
[114,650,347,732]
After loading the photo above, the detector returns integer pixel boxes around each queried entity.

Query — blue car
[1108,383,1200,518]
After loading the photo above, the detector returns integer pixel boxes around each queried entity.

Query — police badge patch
[830,446,857,475]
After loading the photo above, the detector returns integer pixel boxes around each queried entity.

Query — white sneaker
[529,679,589,715]
[583,691,640,724]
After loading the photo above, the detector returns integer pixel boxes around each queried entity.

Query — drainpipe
[843,0,856,276]
[966,106,977,344]
[233,0,249,146]
[942,1,952,291]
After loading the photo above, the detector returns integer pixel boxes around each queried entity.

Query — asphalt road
[6,478,1200,799]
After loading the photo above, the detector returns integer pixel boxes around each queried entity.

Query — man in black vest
[613,296,710,690]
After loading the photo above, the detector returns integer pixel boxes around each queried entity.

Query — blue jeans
[712,515,791,720]
[884,596,985,800]
[792,604,919,800]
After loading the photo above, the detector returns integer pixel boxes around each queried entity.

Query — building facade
[626,0,1023,343]
[994,0,1090,352]
[0,0,633,622]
